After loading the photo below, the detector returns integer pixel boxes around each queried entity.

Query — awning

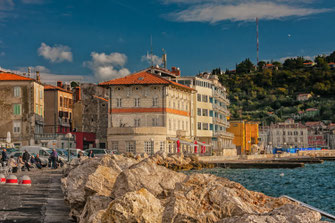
[167,137,211,147]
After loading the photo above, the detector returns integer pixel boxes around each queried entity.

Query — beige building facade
[175,73,235,155]
[0,72,44,147]
[100,68,195,154]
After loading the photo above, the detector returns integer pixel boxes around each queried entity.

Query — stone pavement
[0,168,74,223]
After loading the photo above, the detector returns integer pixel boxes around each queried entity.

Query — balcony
[58,117,71,127]
[213,91,230,105]
[108,126,167,135]
[34,133,75,141]
[212,104,230,115]
[213,117,230,127]
[214,131,234,139]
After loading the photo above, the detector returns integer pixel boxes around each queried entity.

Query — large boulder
[61,154,139,219]
[162,173,292,222]
[79,195,112,223]
[219,204,324,223]
[101,188,164,223]
[111,159,187,199]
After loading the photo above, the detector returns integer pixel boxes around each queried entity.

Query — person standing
[22,150,31,171]
[1,149,8,166]
[50,149,58,169]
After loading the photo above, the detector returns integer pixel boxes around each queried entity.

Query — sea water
[191,161,335,218]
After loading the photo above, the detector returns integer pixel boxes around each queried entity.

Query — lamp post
[65,133,73,162]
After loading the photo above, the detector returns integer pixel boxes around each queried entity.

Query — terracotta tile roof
[93,95,108,102]
[0,72,34,81]
[44,85,73,94]
[99,70,194,91]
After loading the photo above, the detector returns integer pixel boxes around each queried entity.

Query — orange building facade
[227,120,259,155]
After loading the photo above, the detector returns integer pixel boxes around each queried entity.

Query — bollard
[6,174,18,185]
[0,174,5,184]
[19,175,31,186]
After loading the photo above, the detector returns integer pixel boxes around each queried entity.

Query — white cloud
[84,52,130,81]
[38,42,73,63]
[141,52,162,66]
[21,0,44,4]
[171,2,330,23]
[0,0,14,10]
[278,55,316,63]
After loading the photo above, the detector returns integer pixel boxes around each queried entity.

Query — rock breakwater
[61,153,327,223]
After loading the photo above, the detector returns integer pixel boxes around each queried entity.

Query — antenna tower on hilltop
[256,17,259,65]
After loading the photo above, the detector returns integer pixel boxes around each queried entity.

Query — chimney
[36,71,40,82]
[57,81,63,88]
[171,67,181,76]
[75,86,81,102]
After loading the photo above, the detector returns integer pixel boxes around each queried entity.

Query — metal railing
[281,195,335,221]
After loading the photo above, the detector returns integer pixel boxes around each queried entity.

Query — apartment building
[269,119,308,148]
[72,83,109,149]
[175,73,235,155]
[43,81,73,134]
[99,67,195,154]
[0,71,44,147]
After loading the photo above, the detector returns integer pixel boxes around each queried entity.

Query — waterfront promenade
[0,168,73,223]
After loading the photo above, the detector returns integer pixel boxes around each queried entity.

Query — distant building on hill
[296,93,312,102]
[305,121,328,149]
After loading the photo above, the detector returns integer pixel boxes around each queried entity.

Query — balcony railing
[34,133,75,141]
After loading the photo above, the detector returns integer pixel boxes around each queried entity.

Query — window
[117,98,122,107]
[126,141,136,153]
[134,119,140,127]
[40,89,43,99]
[178,120,180,130]
[210,110,213,117]
[134,98,140,107]
[301,131,304,135]
[111,141,119,152]
[283,131,286,135]
[197,108,201,116]
[182,121,184,130]
[198,122,202,130]
[152,118,158,126]
[14,87,21,97]
[13,121,21,133]
[153,98,158,107]
[185,104,188,111]
[174,120,176,130]
[197,94,201,102]
[160,141,165,152]
[144,141,154,155]
[178,101,180,109]
[60,97,63,107]
[202,109,208,116]
[209,97,213,103]
[13,104,21,115]
[203,123,209,130]
[36,105,39,114]
[169,119,172,130]
[202,95,208,102]
[40,107,43,116]
[210,124,213,131]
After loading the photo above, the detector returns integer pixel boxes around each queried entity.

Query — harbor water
[191,161,335,219]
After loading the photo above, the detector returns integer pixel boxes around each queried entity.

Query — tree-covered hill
[216,51,335,124]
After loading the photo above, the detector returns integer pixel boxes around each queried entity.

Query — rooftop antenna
[162,48,167,69]
[150,35,153,67]
[28,67,31,77]
[256,17,259,65]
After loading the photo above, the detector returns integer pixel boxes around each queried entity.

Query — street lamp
[65,133,73,162]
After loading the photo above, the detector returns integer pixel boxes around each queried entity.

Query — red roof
[0,72,34,81]
[99,70,194,91]
[306,108,318,112]
[303,62,314,65]
[44,85,73,93]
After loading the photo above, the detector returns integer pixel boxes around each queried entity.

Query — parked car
[8,150,49,166]
[20,146,66,163]
[85,148,107,157]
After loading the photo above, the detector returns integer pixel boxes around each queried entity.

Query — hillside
[216,52,335,124]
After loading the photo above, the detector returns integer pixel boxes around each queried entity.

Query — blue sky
[0,0,334,83]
